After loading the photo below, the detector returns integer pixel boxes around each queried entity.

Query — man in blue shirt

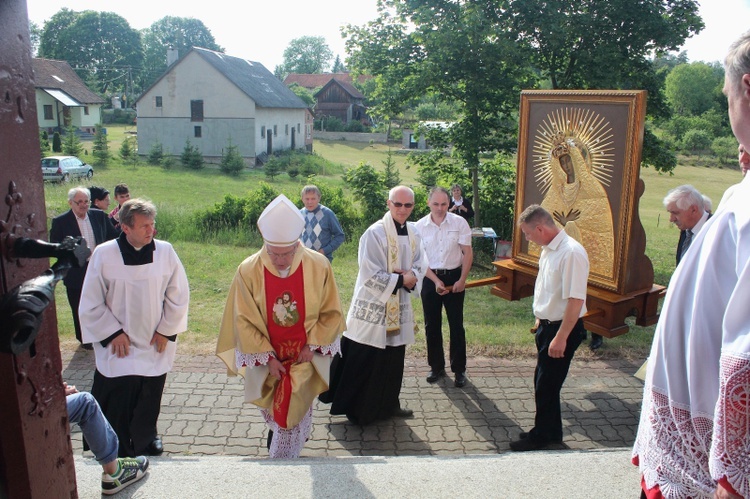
[300,185,345,262]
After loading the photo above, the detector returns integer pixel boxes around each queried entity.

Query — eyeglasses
[390,201,414,208]
[266,247,297,259]
[72,199,89,206]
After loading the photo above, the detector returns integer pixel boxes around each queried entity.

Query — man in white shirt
[511,204,589,452]
[415,187,473,388]
[663,184,709,266]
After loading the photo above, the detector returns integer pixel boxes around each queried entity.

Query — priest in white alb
[327,186,428,425]
[216,194,345,458]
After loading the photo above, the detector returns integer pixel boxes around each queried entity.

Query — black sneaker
[102,456,149,495]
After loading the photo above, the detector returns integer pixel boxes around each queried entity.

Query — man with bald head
[327,186,427,425]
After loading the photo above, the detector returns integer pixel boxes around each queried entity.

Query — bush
[180,139,204,170]
[119,136,135,160]
[321,116,344,132]
[343,161,388,226]
[148,141,164,165]
[39,130,50,156]
[52,131,62,153]
[287,166,300,178]
[220,138,245,176]
[102,108,137,125]
[92,125,110,166]
[264,156,283,180]
[681,129,712,155]
[711,136,739,165]
[344,121,366,133]
[62,125,83,156]
[161,156,176,170]
[477,155,516,239]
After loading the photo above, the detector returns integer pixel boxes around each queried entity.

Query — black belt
[539,319,562,327]
[431,267,461,276]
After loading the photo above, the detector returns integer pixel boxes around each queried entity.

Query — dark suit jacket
[50,208,119,288]
[449,197,474,224]
[676,213,712,265]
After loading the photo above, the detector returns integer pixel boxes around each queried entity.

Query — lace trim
[309,337,341,356]
[633,388,714,498]
[261,406,313,459]
[711,354,750,499]
[235,350,273,370]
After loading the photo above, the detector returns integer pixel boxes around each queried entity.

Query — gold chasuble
[216,248,345,429]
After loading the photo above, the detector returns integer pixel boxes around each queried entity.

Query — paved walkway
[61,348,644,458]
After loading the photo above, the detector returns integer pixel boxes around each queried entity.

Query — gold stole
[381,212,417,335]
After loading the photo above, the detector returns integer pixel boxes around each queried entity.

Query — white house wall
[35,89,102,132]
[137,51,307,162]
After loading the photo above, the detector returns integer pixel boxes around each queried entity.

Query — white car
[41,156,94,182]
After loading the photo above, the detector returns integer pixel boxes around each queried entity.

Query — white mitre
[257,194,305,246]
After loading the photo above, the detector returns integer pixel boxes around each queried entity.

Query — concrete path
[61,348,645,497]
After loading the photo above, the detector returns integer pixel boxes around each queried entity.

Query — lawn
[50,127,742,360]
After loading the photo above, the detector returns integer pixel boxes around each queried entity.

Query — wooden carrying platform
[489,259,665,338]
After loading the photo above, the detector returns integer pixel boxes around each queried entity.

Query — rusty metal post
[0,0,77,497]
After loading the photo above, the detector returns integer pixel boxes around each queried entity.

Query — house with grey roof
[32,58,106,134]
[136,47,310,165]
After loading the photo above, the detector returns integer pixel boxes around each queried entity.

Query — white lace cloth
[633,354,750,498]
[262,406,313,459]
[234,339,340,369]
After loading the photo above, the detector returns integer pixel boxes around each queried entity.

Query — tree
[39,10,143,95]
[509,0,704,173]
[344,0,535,225]
[220,138,245,176]
[287,83,315,107]
[62,125,83,156]
[119,137,134,161]
[29,21,41,56]
[332,55,346,73]
[665,62,724,116]
[276,36,333,79]
[141,17,223,89]
[52,131,62,153]
[92,125,110,166]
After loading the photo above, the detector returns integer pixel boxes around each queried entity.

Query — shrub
[264,156,283,180]
[52,131,62,152]
[681,129,712,155]
[62,125,83,156]
[344,121,365,133]
[119,136,134,160]
[161,156,176,170]
[711,136,739,165]
[343,161,388,226]
[148,141,164,165]
[321,116,344,132]
[220,138,245,176]
[287,166,300,178]
[39,130,50,156]
[92,125,110,166]
[180,139,204,170]
[381,149,401,189]
[478,155,516,239]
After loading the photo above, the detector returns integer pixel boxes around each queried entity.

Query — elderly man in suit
[662,184,709,266]
[50,186,119,348]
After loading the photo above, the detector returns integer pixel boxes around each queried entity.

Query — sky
[25,0,750,70]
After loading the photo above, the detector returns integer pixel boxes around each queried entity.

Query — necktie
[681,229,693,259]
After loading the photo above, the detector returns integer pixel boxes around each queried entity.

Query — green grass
[49,128,743,359]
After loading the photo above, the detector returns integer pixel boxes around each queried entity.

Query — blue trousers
[66,392,119,466]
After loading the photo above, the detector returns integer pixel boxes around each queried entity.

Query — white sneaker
[101,456,149,495]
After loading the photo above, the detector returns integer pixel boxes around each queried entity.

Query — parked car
[41,156,94,182]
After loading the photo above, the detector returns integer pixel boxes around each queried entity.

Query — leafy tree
[287,83,315,107]
[276,36,333,79]
[92,125,110,166]
[711,136,740,165]
[681,129,712,155]
[40,10,143,95]
[344,0,536,224]
[510,0,704,172]
[52,131,62,153]
[220,138,245,176]
[665,62,724,116]
[331,55,346,73]
[653,51,689,74]
[62,125,83,156]
[29,21,41,56]
[141,17,223,89]
[343,161,388,226]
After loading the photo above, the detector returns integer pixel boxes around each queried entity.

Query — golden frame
[512,90,647,293]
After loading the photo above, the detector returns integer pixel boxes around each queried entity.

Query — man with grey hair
[50,186,119,348]
[662,184,709,265]
[327,186,427,425]
[80,198,190,458]
[299,184,345,261]
[633,31,750,498]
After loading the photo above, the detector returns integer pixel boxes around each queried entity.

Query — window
[155,96,162,108]
[190,100,204,122]
[194,126,202,138]
[285,124,289,136]
[83,106,89,115]
[261,126,265,138]
[273,125,278,137]
[297,123,301,133]
[43,105,53,120]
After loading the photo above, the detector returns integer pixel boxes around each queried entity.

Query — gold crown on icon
[550,131,570,158]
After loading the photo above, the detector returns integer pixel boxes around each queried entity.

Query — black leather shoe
[81,343,93,350]
[589,334,604,351]
[509,437,554,452]
[392,407,414,418]
[426,369,446,383]
[147,438,164,456]
[454,372,467,388]
[518,431,561,443]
